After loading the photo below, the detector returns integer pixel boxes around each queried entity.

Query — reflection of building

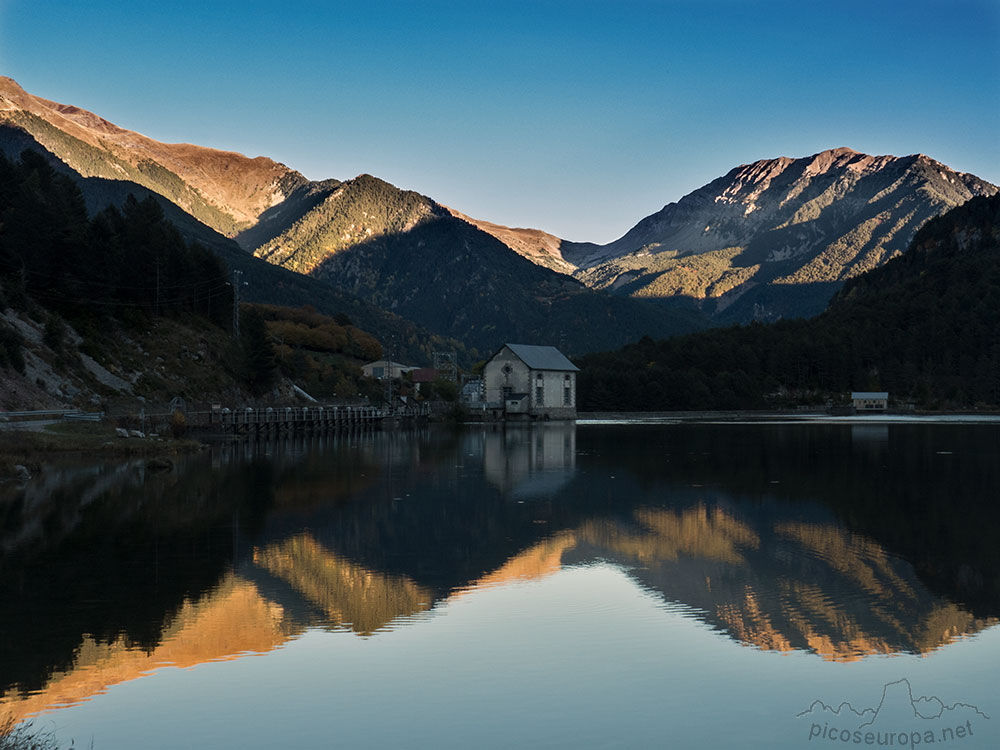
[851,424,889,450]
[852,391,888,410]
[362,360,417,380]
[482,425,576,498]
[483,343,578,419]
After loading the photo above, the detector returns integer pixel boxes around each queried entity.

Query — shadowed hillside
[577,194,1000,410]
[0,78,704,357]
[254,174,705,354]
[569,148,996,322]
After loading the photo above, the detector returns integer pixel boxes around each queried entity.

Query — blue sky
[1,0,997,242]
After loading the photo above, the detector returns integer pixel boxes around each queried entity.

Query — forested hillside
[1,79,705,358]
[0,121,469,368]
[253,173,705,354]
[577,194,1000,410]
[0,150,231,331]
[0,150,386,407]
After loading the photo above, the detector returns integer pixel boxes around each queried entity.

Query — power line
[0,258,232,291]
[19,283,232,307]
[231,269,245,339]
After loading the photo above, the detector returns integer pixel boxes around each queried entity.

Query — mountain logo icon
[796,679,990,746]
[798,678,990,725]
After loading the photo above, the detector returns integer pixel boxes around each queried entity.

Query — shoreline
[577,410,1000,424]
[0,423,205,480]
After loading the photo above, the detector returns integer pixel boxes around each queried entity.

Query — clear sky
[1,0,997,243]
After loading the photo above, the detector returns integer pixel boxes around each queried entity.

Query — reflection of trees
[0,451,276,701]
[253,534,432,635]
[574,423,1000,615]
[3,423,999,721]
[578,505,759,565]
[576,504,996,661]
[1,574,294,724]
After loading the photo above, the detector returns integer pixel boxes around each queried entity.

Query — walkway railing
[196,403,431,434]
[0,409,104,422]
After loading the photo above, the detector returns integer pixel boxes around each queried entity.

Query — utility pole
[433,351,457,382]
[384,336,395,412]
[231,269,244,339]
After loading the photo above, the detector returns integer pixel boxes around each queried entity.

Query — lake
[2,419,998,749]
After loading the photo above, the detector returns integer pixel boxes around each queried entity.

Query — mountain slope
[253,174,435,273]
[251,174,704,353]
[444,207,575,273]
[0,76,307,235]
[577,193,1000,410]
[0,120,469,365]
[0,78,705,354]
[9,78,993,350]
[571,147,996,322]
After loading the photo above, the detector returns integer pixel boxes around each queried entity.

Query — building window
[563,386,571,406]
[536,385,544,404]
[502,386,513,400]
[373,366,384,379]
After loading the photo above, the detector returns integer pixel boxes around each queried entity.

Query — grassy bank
[0,714,75,750]
[0,422,203,479]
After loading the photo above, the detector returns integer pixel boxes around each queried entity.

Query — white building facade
[362,360,417,380]
[851,391,889,410]
[483,343,578,420]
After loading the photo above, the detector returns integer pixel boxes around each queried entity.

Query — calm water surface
[1,421,999,749]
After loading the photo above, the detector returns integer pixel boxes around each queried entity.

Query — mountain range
[1,75,995,357]
[0,77,476,366]
[566,147,996,321]
[464,147,995,321]
[0,77,698,357]
[577,192,1000,410]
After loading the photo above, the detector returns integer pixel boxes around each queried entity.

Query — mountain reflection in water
[1,421,998,722]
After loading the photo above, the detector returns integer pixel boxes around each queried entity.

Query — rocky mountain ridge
[249,172,700,352]
[569,147,995,320]
[576,193,1000,411]
[444,207,574,273]
[0,77,701,354]
[439,147,996,322]
[2,76,995,339]
[0,76,307,235]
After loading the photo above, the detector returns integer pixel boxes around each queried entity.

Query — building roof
[501,343,579,372]
[410,367,439,383]
[363,360,416,370]
[851,391,889,399]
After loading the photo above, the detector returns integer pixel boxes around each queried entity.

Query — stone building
[483,343,578,420]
